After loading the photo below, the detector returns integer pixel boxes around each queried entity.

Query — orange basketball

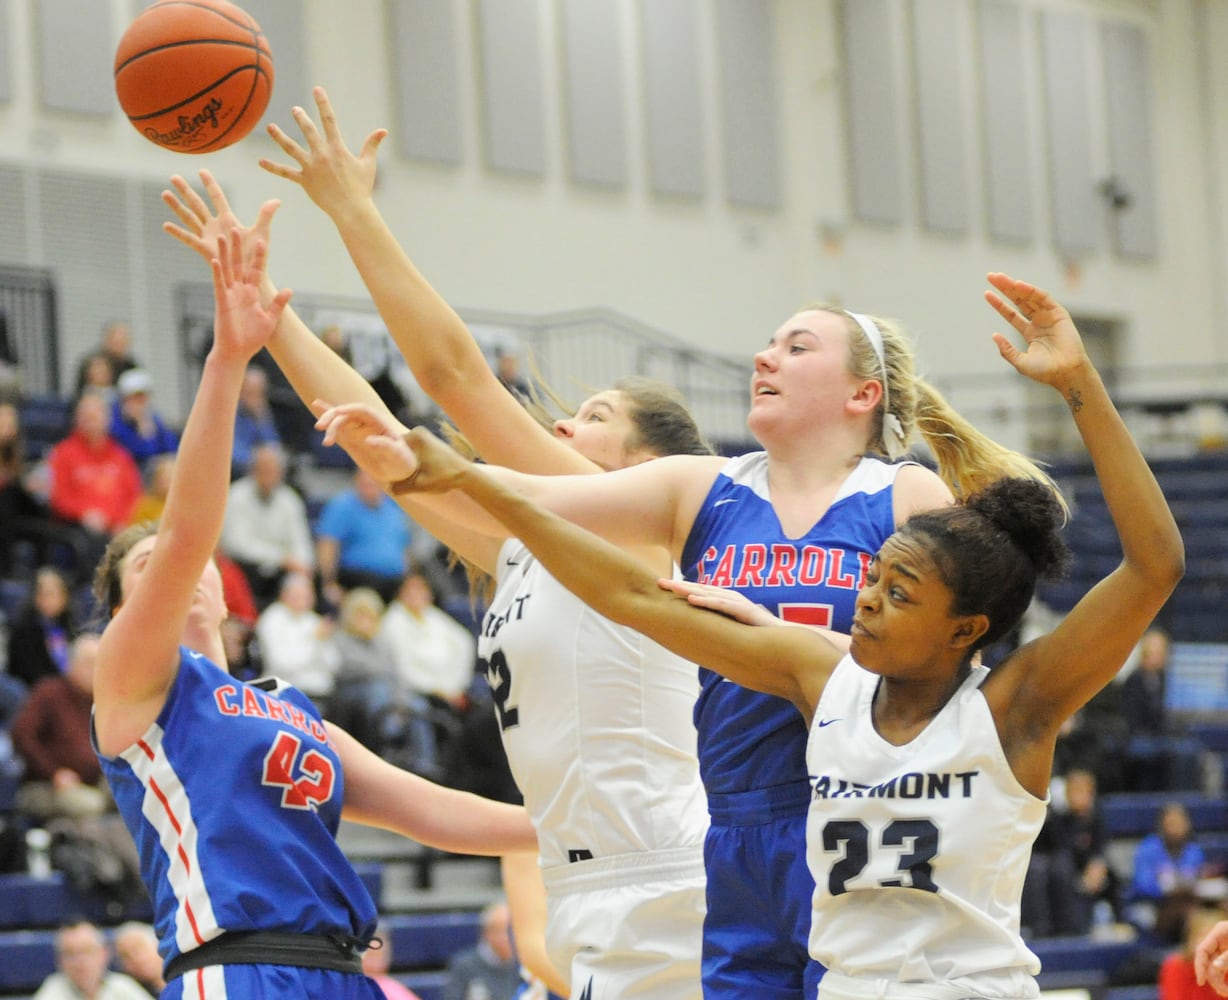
[114,0,274,154]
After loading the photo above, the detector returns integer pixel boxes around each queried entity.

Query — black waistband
[164,931,366,982]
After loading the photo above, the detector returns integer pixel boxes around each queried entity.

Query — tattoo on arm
[1066,388,1084,413]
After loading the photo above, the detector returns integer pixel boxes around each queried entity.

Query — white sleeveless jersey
[806,657,1045,997]
[479,539,708,871]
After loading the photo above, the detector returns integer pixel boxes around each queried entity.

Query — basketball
[114,0,274,154]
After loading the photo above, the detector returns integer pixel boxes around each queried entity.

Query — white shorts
[817,970,1041,1000]
[542,845,706,1000]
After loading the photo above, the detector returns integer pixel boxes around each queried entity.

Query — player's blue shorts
[161,964,386,999]
[701,787,825,999]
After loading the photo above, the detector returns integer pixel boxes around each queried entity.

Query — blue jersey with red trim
[680,452,905,799]
[97,649,377,968]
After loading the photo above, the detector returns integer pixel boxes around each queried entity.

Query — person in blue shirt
[315,467,415,607]
[109,368,179,469]
[232,365,282,477]
[1127,800,1209,943]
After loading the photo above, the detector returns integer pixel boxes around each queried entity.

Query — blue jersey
[97,649,377,969]
[681,452,904,800]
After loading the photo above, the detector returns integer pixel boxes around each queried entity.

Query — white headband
[845,311,907,460]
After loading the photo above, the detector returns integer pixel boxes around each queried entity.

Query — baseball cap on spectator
[117,368,154,398]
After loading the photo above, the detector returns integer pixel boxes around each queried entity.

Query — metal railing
[173,280,1228,462]
[0,265,59,397]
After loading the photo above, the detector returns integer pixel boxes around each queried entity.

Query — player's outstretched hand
[1195,920,1228,995]
[260,86,387,220]
[210,229,291,365]
[164,169,279,268]
[984,272,1093,388]
[657,579,779,627]
[311,400,418,485]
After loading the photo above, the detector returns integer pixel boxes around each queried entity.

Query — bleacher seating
[16,394,70,461]
[1032,935,1139,989]
[1042,450,1228,641]
[0,895,481,998]
[1100,791,1228,839]
[0,929,55,995]
[384,910,481,971]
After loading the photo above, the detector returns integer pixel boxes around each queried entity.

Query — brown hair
[92,521,158,617]
[445,372,711,603]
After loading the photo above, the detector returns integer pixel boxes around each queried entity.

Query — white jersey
[807,657,1045,1000]
[479,539,708,870]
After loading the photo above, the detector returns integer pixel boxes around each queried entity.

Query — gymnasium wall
[0,0,1224,444]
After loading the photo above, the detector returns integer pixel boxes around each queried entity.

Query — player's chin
[848,631,878,669]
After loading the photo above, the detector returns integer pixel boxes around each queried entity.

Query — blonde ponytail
[834,308,1068,517]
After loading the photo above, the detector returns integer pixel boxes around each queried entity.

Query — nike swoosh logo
[579,976,594,1000]
[506,558,519,567]
[713,498,738,507]
[817,718,842,727]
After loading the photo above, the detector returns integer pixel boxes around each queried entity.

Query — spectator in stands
[1122,628,1207,792]
[109,368,179,469]
[254,570,338,708]
[316,467,416,607]
[231,365,282,477]
[1123,628,1173,789]
[214,546,261,678]
[11,635,108,823]
[1054,697,1128,795]
[443,899,522,1000]
[127,453,175,526]
[1062,767,1122,931]
[33,918,149,1000]
[330,587,440,777]
[47,391,143,574]
[75,354,118,405]
[362,920,424,1000]
[12,632,142,903]
[0,401,68,578]
[1163,906,1228,1000]
[494,348,531,402]
[112,922,164,997]
[219,442,313,608]
[379,568,476,709]
[1022,767,1120,938]
[0,398,36,511]
[73,320,139,399]
[321,323,352,363]
[1129,801,1210,943]
[5,566,76,689]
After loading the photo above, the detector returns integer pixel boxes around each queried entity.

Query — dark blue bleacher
[384,910,480,971]
[1100,791,1228,839]
[352,860,383,910]
[1032,935,1137,989]
[0,929,55,995]
[17,394,70,461]
[0,874,75,930]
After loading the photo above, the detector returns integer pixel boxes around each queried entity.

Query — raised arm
[94,232,291,756]
[382,426,841,719]
[983,274,1183,780]
[260,86,598,477]
[163,171,396,427]
[163,171,507,575]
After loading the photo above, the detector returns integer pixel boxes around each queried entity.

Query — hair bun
[965,479,1070,579]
